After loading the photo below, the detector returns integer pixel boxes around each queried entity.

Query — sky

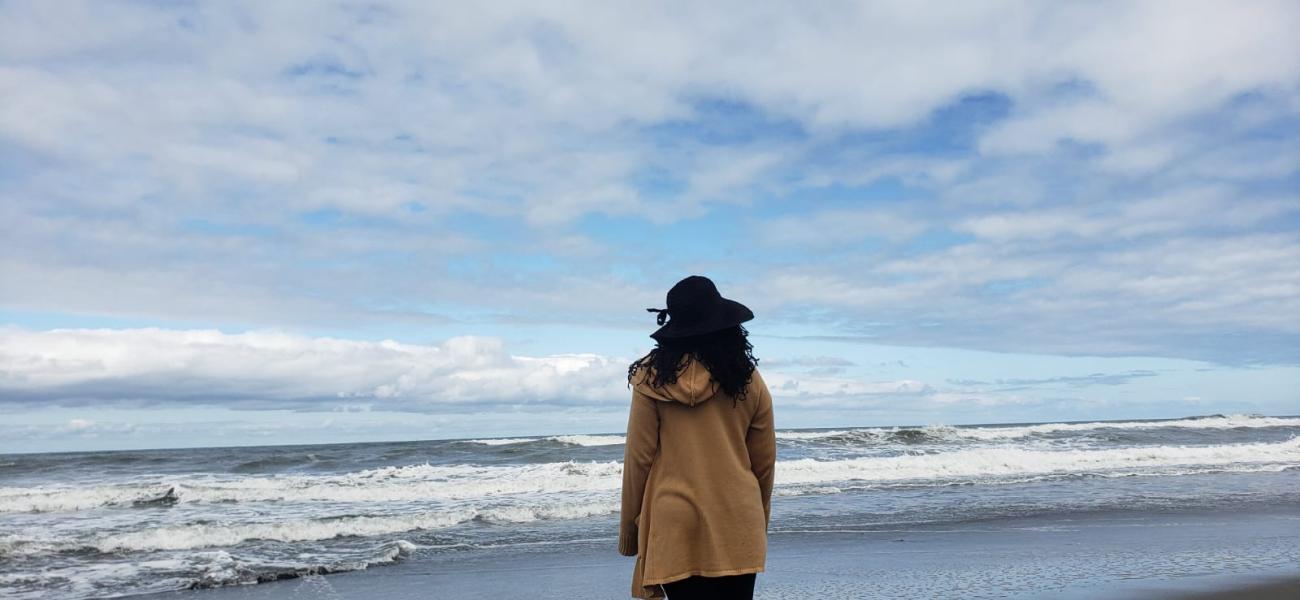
[1,1,1298,453]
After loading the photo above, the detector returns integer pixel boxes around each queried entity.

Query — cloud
[948,370,1160,390]
[0,327,627,411]
[953,186,1293,242]
[0,1,1296,368]
[748,206,1300,364]
[759,355,857,378]
[0,327,1041,414]
[760,371,1046,411]
[4,2,1294,217]
[757,209,926,247]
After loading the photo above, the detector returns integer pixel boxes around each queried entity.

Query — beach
[3,415,1298,599]
[152,506,1300,599]
[8,2,1299,598]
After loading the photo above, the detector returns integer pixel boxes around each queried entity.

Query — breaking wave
[0,460,625,514]
[463,434,625,446]
[546,434,626,446]
[777,436,1300,486]
[452,415,1300,450]
[6,436,1297,515]
[776,414,1300,444]
[2,502,620,556]
[463,437,537,446]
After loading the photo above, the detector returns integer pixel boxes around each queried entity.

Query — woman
[619,275,776,600]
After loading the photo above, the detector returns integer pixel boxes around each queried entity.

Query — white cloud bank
[0,327,1003,412]
[0,327,626,410]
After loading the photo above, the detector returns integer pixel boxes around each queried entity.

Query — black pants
[663,573,756,599]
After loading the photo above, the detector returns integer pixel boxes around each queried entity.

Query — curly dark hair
[627,325,759,403]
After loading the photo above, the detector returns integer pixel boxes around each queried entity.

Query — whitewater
[2,414,1297,599]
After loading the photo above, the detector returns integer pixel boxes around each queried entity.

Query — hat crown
[664,276,722,323]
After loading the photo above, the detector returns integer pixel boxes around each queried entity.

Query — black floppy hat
[646,275,754,340]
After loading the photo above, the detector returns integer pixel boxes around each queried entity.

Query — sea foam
[464,434,626,446]
[464,437,538,445]
[547,434,626,446]
[93,514,461,552]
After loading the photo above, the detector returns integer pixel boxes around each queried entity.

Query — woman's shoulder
[628,354,653,379]
[627,354,660,393]
[747,366,769,393]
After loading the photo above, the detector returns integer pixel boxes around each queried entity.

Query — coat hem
[642,565,765,586]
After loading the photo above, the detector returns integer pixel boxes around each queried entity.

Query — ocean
[2,414,1298,599]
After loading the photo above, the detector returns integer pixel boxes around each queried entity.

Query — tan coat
[619,356,777,599]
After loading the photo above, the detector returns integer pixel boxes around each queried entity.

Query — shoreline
[151,506,1300,599]
[1166,578,1300,600]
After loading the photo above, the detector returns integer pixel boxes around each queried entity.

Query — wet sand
[1167,578,1300,600]
[156,507,1299,599]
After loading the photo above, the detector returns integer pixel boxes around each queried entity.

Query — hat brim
[650,298,754,340]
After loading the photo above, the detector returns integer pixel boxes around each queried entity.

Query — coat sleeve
[619,388,659,556]
[746,374,776,528]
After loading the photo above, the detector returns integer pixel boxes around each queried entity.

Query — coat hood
[632,355,720,406]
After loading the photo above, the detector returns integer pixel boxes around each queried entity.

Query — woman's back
[620,355,776,599]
